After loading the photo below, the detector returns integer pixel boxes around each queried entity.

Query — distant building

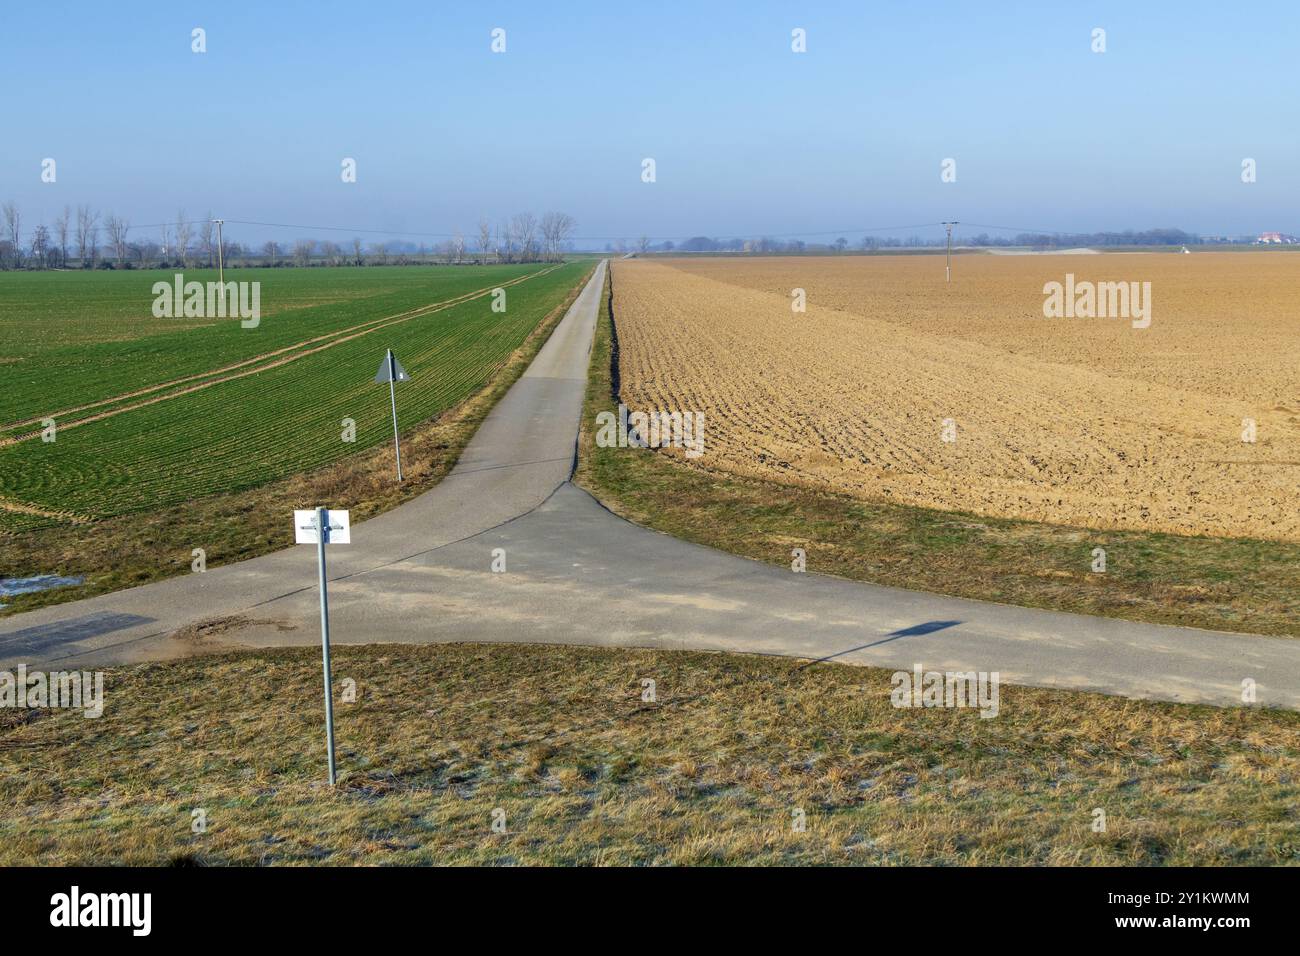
[1255,232,1297,244]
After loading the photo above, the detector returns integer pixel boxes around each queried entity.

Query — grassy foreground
[574,266,1300,637]
[0,643,1295,865]
[0,263,593,613]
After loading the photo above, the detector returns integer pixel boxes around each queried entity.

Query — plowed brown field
[611,253,1300,540]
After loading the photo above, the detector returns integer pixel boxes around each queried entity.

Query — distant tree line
[615,227,1236,256]
[0,201,576,270]
[979,228,1203,248]
[0,200,1260,269]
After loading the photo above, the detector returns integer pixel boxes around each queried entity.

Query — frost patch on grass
[0,574,84,608]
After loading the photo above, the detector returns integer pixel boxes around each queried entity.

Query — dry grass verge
[0,643,1294,865]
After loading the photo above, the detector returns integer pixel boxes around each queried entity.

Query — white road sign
[294,509,351,544]
[294,506,349,785]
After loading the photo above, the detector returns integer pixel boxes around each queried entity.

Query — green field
[0,262,590,529]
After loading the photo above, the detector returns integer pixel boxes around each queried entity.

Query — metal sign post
[374,349,410,482]
[295,507,351,785]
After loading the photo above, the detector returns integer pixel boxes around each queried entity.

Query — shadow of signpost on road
[800,620,963,669]
[0,611,157,665]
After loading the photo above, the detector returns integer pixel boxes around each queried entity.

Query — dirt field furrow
[611,255,1300,540]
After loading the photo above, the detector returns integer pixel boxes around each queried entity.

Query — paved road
[3,261,1297,709]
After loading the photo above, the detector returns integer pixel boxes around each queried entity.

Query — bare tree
[30,224,50,269]
[3,202,22,269]
[174,211,193,267]
[498,222,512,263]
[103,213,120,263]
[54,206,71,267]
[105,214,131,265]
[351,237,363,266]
[477,219,493,262]
[540,213,560,261]
[262,240,281,265]
[510,212,537,262]
[452,230,465,263]
[75,205,98,267]
[198,215,214,267]
[293,238,315,267]
[637,236,650,255]
[540,212,576,261]
[559,216,576,256]
[139,240,159,268]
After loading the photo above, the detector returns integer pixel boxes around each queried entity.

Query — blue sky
[2,0,1296,245]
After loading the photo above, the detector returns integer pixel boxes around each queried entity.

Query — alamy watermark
[1042,274,1151,328]
[891,663,999,718]
[1,664,104,718]
[50,886,150,936]
[595,403,705,459]
[152,274,261,328]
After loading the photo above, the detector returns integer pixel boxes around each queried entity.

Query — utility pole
[213,218,225,309]
[942,221,959,283]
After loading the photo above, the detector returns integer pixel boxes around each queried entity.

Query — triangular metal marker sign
[377,349,408,482]
[374,350,410,383]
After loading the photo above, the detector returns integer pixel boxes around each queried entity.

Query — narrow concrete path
[2,261,1297,710]
[0,264,604,668]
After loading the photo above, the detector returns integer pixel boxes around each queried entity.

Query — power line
[959,221,1071,236]
[636,222,946,242]
[220,218,951,243]
[226,219,458,239]
[91,218,212,231]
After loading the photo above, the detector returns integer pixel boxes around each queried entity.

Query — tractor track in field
[0,266,562,447]
[0,496,93,524]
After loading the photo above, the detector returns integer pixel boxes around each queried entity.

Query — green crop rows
[0,261,590,528]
